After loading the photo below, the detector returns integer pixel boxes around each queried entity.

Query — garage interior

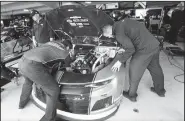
[1,1,184,121]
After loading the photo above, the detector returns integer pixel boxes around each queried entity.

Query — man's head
[30,10,41,22]
[62,39,73,50]
[62,39,76,60]
[102,25,114,38]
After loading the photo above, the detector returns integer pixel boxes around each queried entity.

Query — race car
[1,20,32,87]
[30,5,127,121]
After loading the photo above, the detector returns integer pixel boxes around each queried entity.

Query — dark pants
[18,57,60,121]
[168,27,178,44]
[164,30,170,42]
[128,47,165,96]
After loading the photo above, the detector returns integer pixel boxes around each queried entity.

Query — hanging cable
[162,48,184,83]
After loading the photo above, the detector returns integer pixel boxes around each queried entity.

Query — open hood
[45,5,114,37]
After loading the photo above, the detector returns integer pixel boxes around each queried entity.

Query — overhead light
[23,9,29,12]
[85,2,92,4]
[68,9,74,11]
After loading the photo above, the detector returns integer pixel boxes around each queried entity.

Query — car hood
[45,5,114,37]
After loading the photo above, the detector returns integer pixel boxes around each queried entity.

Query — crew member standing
[168,8,184,45]
[102,17,166,102]
[30,10,55,47]
[145,11,150,29]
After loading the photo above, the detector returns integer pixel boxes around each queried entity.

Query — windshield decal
[67,17,90,28]
[70,16,81,19]
[70,23,77,26]
[83,23,90,26]
[73,18,88,22]
[67,19,73,23]
[76,23,83,26]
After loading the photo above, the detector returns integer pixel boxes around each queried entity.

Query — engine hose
[92,50,109,72]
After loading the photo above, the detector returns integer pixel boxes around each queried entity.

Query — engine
[70,44,119,74]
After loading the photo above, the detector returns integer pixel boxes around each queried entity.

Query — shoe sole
[150,87,165,97]
[122,92,137,102]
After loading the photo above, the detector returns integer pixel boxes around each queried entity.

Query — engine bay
[66,36,122,74]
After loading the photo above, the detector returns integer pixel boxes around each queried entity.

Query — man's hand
[32,36,37,47]
[33,40,37,47]
[32,38,37,47]
[66,67,74,72]
[11,77,19,86]
[111,60,122,72]
[50,38,54,41]
[69,50,76,61]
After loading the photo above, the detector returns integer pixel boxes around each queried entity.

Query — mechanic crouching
[18,39,75,121]
[102,15,166,102]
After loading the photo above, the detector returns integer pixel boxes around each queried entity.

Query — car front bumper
[31,89,123,121]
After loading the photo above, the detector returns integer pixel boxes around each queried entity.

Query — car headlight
[85,78,113,88]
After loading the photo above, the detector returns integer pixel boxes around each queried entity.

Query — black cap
[30,10,39,17]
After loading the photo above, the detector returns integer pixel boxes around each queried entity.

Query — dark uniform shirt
[171,9,184,29]
[32,17,54,43]
[113,18,160,63]
[23,41,71,68]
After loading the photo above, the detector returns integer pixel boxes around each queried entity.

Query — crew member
[18,39,75,121]
[145,11,150,29]
[30,10,55,47]
[168,8,184,45]
[162,7,171,42]
[102,16,166,102]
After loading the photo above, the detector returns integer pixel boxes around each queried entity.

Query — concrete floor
[1,42,184,121]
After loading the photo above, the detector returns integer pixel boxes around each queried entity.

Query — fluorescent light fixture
[68,9,74,11]
[85,2,92,4]
[23,9,29,12]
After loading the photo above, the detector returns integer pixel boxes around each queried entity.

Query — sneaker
[123,91,137,102]
[19,106,24,109]
[150,87,166,97]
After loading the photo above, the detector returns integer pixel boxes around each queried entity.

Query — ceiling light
[23,9,29,12]
[85,2,92,4]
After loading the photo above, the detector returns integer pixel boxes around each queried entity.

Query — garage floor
[1,42,184,121]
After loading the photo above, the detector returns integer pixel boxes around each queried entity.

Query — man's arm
[116,34,135,63]
[49,25,54,41]
[111,33,135,72]
[48,27,54,41]
[112,21,135,63]
[45,17,55,41]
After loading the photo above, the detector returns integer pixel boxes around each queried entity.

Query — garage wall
[1,1,182,17]
[1,2,54,16]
